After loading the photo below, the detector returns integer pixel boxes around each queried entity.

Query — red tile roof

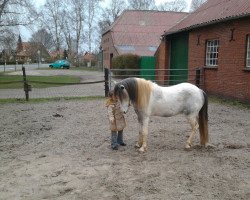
[165,0,250,35]
[104,10,188,56]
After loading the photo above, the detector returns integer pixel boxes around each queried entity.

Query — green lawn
[0,74,81,89]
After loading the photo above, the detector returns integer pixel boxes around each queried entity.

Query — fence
[0,67,106,100]
[1,66,248,103]
[104,67,204,96]
[0,67,203,100]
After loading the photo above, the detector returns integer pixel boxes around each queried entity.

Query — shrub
[112,54,140,77]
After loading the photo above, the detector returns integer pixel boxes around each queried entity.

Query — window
[205,39,219,67]
[247,35,250,68]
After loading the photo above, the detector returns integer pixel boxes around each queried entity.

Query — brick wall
[101,32,119,69]
[155,39,170,85]
[188,17,250,102]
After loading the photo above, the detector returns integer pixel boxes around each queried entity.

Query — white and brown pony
[114,77,208,152]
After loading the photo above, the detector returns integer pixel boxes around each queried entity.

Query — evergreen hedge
[112,54,140,77]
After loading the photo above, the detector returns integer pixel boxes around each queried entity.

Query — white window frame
[246,35,250,68]
[205,39,219,67]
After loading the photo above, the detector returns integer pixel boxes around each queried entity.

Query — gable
[104,10,188,56]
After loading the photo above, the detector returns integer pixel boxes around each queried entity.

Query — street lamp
[37,50,40,68]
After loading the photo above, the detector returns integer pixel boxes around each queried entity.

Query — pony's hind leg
[185,116,199,149]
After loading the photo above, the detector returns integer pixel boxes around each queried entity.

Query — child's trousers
[111,130,124,149]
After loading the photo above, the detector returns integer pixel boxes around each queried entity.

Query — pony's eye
[120,85,125,90]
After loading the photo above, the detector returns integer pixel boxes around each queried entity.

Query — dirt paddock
[0,99,249,200]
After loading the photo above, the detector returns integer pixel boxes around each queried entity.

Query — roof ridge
[124,9,189,14]
[192,0,229,14]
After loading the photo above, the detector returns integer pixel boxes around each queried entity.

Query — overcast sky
[98,0,191,11]
[35,0,192,9]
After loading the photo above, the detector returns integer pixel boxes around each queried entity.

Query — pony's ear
[120,85,125,90]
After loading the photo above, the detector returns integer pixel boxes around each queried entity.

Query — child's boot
[117,131,126,146]
[111,131,118,150]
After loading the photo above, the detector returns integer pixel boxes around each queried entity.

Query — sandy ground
[0,100,249,200]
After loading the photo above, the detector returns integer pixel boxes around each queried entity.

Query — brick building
[16,35,50,63]
[101,10,188,69]
[156,0,250,102]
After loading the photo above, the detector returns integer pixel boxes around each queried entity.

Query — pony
[113,77,208,152]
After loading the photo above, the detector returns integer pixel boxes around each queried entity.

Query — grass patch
[209,95,250,109]
[0,75,80,89]
[0,96,105,104]
[32,67,101,71]
[70,66,102,71]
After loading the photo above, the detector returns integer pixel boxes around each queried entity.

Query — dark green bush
[112,54,140,77]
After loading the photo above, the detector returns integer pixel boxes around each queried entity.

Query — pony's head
[114,84,130,113]
[114,78,153,113]
[114,78,137,113]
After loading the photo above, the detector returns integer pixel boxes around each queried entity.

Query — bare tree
[85,0,102,52]
[42,0,64,51]
[60,9,73,54]
[30,28,54,51]
[158,0,187,12]
[0,28,16,51]
[0,0,37,54]
[99,0,127,40]
[67,0,85,56]
[0,0,37,27]
[190,0,207,12]
[128,0,156,10]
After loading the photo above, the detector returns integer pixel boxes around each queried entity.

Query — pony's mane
[136,78,153,110]
[114,78,153,110]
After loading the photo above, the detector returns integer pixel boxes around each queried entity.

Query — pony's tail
[199,91,208,145]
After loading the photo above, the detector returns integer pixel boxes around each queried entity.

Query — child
[106,90,126,150]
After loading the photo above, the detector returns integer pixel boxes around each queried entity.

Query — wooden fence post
[22,67,30,101]
[104,68,109,97]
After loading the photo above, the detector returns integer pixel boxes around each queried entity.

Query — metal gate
[104,67,204,96]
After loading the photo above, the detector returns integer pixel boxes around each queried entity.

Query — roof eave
[164,13,250,37]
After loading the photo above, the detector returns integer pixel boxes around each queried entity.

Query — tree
[67,0,85,56]
[85,0,102,52]
[190,0,207,12]
[30,28,54,51]
[0,0,37,27]
[98,0,127,49]
[101,0,127,27]
[127,0,156,10]
[0,0,36,54]
[42,0,64,51]
[158,0,187,12]
[60,10,73,54]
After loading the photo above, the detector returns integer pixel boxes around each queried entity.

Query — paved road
[0,63,48,72]
[0,69,106,99]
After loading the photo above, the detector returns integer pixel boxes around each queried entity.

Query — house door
[170,34,188,85]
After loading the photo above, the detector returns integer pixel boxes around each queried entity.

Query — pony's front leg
[135,111,143,148]
[135,131,143,148]
[138,117,149,152]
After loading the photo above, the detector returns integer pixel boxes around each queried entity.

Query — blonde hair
[105,90,117,106]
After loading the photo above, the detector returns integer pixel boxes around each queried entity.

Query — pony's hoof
[139,146,146,152]
[135,142,141,148]
[185,143,191,149]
